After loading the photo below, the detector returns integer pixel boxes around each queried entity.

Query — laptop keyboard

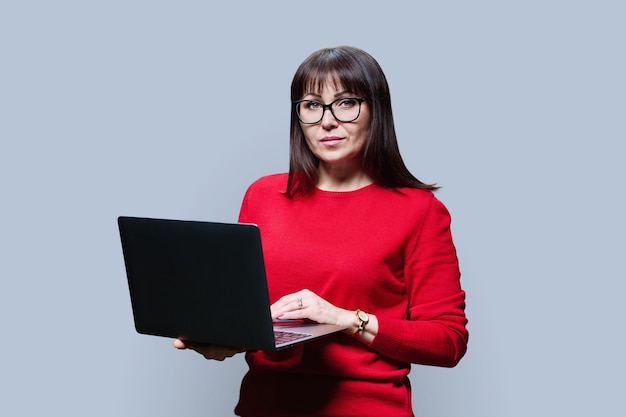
[274,330,312,345]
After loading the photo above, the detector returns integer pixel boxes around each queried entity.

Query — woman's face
[298,81,371,171]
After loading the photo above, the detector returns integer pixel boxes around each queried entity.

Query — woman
[175,45,468,417]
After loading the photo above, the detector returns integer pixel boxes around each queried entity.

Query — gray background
[1,1,624,416]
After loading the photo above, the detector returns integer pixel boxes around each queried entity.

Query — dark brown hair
[286,46,438,197]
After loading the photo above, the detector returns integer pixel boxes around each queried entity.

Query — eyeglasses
[293,97,366,124]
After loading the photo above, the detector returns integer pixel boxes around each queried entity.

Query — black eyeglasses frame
[293,97,366,124]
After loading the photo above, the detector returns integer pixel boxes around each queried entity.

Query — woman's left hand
[271,289,379,342]
[270,289,354,330]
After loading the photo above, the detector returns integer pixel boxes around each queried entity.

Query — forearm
[370,315,468,367]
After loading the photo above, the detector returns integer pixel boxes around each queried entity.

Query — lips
[320,136,343,146]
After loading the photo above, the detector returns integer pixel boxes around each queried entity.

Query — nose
[320,107,338,129]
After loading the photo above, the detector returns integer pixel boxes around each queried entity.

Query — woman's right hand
[173,339,244,361]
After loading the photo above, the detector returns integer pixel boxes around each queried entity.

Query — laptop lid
[117,216,345,350]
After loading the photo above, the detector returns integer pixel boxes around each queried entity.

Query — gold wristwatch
[355,309,369,334]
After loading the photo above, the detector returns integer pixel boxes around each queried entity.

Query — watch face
[357,310,369,322]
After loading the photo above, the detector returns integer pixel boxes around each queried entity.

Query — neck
[316,163,373,192]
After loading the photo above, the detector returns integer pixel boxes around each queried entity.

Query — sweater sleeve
[369,196,468,367]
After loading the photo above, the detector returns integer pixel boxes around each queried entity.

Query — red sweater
[234,174,468,417]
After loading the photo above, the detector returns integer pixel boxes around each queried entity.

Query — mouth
[320,136,344,146]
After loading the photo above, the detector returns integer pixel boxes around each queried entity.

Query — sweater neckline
[313,182,378,197]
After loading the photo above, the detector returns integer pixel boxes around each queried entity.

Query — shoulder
[394,186,435,201]
[385,186,440,208]
[243,173,288,200]
[404,187,448,210]
[381,186,452,222]
[239,173,288,223]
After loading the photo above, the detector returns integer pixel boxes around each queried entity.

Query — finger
[271,296,298,317]
[272,299,306,319]
[271,293,299,309]
[274,306,311,321]
[173,339,187,349]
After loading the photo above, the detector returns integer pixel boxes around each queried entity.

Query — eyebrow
[303,90,352,100]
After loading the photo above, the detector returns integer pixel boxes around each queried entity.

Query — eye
[304,101,323,110]
[336,98,358,108]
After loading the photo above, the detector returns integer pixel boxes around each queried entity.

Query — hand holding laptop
[173,339,244,361]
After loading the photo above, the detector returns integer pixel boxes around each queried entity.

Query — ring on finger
[296,297,303,308]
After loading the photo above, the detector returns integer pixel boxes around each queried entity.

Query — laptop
[117,216,347,350]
